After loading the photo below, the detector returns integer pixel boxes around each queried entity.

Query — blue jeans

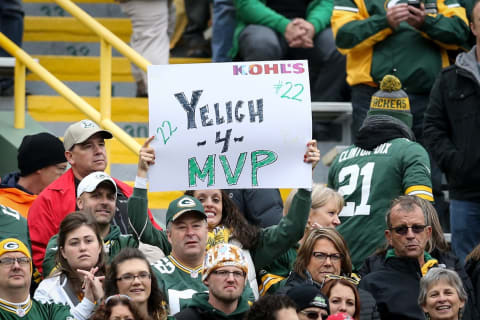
[450,200,480,264]
[212,0,235,62]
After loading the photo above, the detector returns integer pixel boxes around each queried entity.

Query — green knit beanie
[368,75,413,128]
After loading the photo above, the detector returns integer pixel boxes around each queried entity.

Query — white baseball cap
[77,171,117,197]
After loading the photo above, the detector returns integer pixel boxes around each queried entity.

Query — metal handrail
[55,0,150,72]
[0,0,151,157]
[0,33,141,155]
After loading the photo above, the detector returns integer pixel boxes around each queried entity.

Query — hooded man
[328,75,433,269]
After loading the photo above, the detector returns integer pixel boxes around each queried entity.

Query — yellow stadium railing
[0,0,151,159]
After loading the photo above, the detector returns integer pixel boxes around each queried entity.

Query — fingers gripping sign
[137,136,156,178]
[304,139,320,171]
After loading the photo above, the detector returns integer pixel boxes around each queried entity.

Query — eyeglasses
[390,224,428,235]
[104,294,131,305]
[211,270,246,279]
[312,252,343,263]
[0,257,30,267]
[299,310,328,320]
[116,272,151,283]
[324,274,360,285]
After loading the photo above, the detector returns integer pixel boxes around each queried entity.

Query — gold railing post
[100,39,112,174]
[13,60,26,129]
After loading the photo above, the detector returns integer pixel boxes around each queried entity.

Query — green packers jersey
[328,138,433,270]
[152,255,207,316]
[0,204,30,251]
[0,298,73,320]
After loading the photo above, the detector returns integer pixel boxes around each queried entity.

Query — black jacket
[360,257,425,320]
[424,46,480,202]
[359,249,479,320]
[277,270,380,320]
[226,189,283,227]
[465,257,480,318]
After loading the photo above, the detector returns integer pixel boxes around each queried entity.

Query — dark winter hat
[165,195,206,226]
[18,132,67,176]
[286,284,329,313]
[368,75,413,128]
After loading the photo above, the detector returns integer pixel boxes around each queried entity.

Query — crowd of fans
[1,0,480,319]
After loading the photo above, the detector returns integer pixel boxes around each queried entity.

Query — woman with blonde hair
[284,183,344,231]
[257,185,344,295]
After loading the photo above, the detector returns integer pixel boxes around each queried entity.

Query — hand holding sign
[304,139,320,171]
[137,136,156,179]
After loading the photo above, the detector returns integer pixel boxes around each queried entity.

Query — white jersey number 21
[337,162,374,216]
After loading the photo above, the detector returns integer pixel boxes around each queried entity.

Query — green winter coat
[174,292,250,319]
[230,0,333,58]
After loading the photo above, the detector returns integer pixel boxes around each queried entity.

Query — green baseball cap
[166,195,206,225]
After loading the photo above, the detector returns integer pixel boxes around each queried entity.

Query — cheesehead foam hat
[165,195,206,226]
[64,119,113,151]
[368,75,413,128]
[0,238,32,273]
[202,243,248,282]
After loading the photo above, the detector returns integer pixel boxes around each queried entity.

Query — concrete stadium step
[27,55,211,82]
[23,42,124,56]
[24,2,122,18]
[24,17,131,43]
[26,81,135,96]
[28,95,148,123]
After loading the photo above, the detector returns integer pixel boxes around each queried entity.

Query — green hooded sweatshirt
[174,292,250,320]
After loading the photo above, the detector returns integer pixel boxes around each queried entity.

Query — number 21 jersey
[328,138,433,269]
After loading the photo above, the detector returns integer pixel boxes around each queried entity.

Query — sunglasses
[324,274,360,286]
[390,224,428,235]
[104,294,131,305]
[299,310,328,320]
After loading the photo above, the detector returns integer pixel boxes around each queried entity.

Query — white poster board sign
[147,60,312,191]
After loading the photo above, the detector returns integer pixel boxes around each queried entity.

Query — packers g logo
[95,172,108,179]
[4,241,19,250]
[80,119,97,129]
[178,197,196,208]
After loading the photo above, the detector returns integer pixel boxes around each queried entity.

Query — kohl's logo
[233,62,305,76]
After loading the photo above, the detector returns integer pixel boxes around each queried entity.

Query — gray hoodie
[455,45,480,85]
